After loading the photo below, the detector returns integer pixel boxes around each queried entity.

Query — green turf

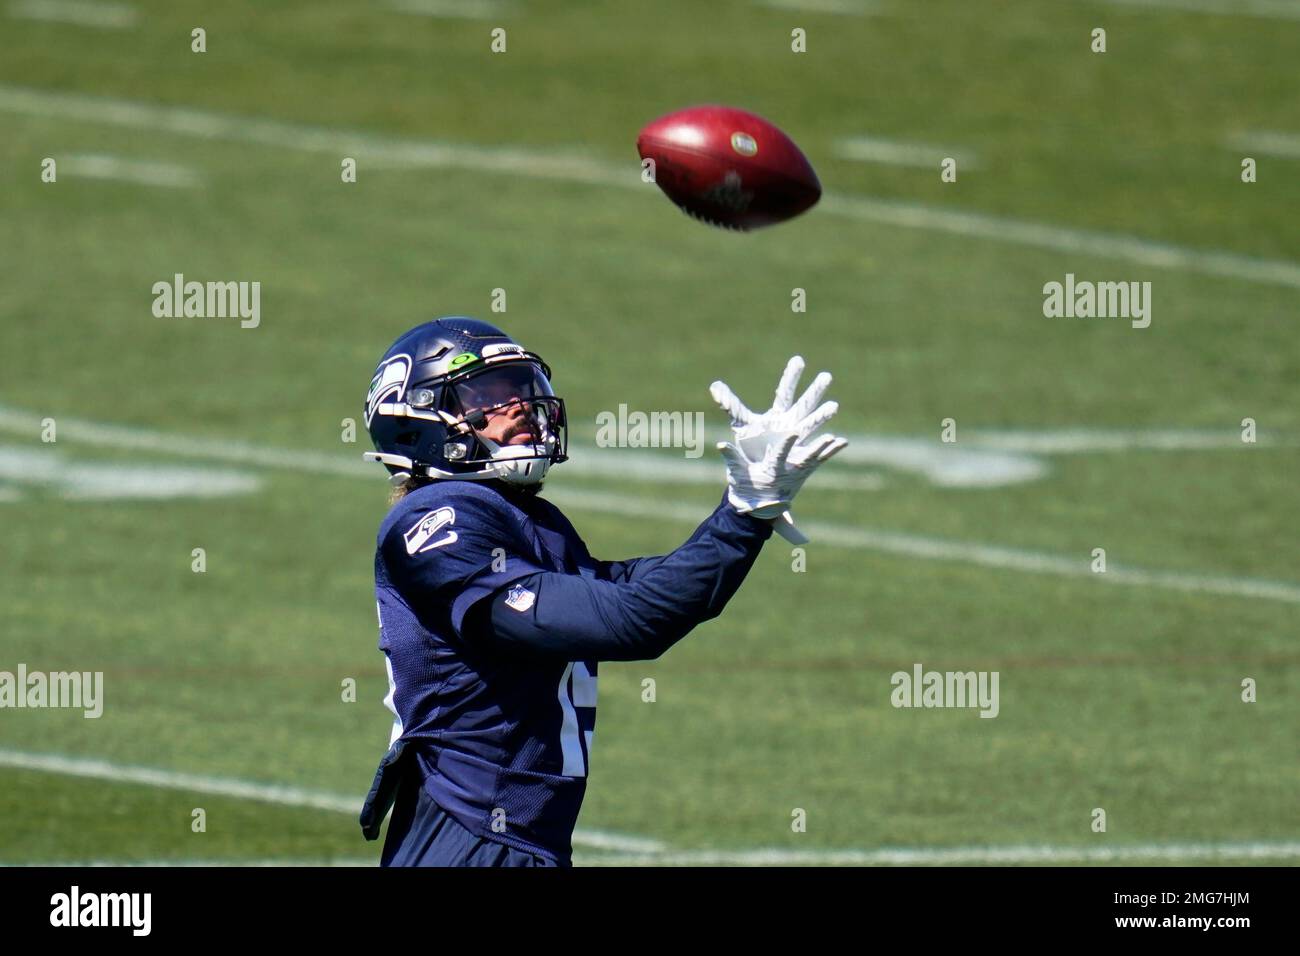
[0,0,1296,865]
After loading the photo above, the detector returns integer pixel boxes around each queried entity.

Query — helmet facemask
[437,361,568,487]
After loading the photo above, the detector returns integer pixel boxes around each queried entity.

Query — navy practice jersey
[375,480,604,862]
[372,478,775,864]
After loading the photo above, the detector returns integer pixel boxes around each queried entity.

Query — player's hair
[388,475,430,505]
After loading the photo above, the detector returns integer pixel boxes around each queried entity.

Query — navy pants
[381,775,562,868]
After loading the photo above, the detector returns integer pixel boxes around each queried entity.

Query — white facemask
[475,434,556,486]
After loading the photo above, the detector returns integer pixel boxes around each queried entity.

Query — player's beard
[474,412,555,489]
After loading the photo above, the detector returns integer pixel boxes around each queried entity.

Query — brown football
[637,105,821,231]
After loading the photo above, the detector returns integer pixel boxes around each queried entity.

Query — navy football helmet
[364,317,568,487]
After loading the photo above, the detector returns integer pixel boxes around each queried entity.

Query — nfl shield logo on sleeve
[504,583,536,613]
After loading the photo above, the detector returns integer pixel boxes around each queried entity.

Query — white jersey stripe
[556,663,585,777]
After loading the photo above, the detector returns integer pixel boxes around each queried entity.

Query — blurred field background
[0,0,1296,865]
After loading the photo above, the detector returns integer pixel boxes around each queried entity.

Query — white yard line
[6,858,382,867]
[813,435,1047,487]
[60,153,201,188]
[1,85,1298,289]
[4,749,1294,866]
[581,841,1300,865]
[558,444,884,490]
[7,0,135,28]
[386,0,512,18]
[0,748,664,855]
[1228,130,1300,160]
[0,407,880,491]
[0,748,361,813]
[0,405,1296,604]
[0,445,259,500]
[1,409,1276,492]
[547,488,1300,604]
[821,192,1300,289]
[11,840,1300,867]
[0,406,381,479]
[960,428,1279,454]
[834,135,978,170]
[755,0,884,14]
[1086,0,1300,22]
[0,85,626,186]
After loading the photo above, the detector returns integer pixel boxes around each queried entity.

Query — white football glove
[711,356,839,461]
[711,356,848,544]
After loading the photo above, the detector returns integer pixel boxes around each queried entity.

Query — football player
[358,316,846,866]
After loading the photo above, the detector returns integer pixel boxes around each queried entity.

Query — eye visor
[442,360,556,420]
[439,359,569,468]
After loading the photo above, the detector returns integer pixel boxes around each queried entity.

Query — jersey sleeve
[464,492,775,662]
[588,492,740,584]
[524,496,669,585]
[594,554,670,584]
[381,489,549,639]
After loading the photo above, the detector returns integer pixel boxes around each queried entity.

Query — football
[637,105,822,231]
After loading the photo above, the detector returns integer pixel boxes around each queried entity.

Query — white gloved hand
[710,356,839,464]
[711,357,848,544]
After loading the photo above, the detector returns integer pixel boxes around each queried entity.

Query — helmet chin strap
[474,433,553,486]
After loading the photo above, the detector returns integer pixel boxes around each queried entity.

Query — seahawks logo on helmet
[366,354,412,428]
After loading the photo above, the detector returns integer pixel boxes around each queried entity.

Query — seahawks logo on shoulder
[404,506,457,554]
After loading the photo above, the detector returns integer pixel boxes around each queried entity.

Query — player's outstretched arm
[593,505,735,584]
[465,492,772,662]
[465,356,848,663]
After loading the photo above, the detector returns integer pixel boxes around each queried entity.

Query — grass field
[0,0,1297,865]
